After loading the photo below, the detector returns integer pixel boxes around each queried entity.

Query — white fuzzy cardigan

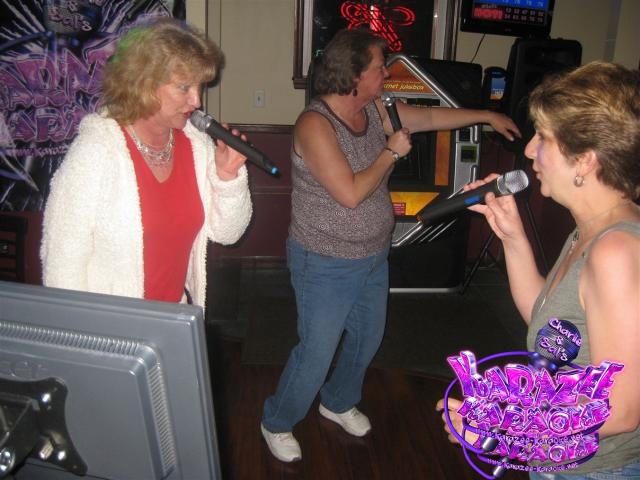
[40,112,253,308]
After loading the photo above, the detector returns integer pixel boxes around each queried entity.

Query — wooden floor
[207,333,529,480]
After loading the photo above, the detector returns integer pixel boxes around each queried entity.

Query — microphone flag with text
[190,110,279,176]
[417,170,529,226]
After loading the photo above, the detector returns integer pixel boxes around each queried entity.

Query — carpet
[236,264,527,380]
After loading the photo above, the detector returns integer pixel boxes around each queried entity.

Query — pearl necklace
[128,126,174,166]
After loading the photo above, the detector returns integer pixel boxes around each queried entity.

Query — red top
[125,128,204,302]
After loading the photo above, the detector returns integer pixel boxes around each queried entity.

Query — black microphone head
[381,92,395,107]
[189,109,279,176]
[531,319,581,373]
[189,110,210,131]
[496,170,529,195]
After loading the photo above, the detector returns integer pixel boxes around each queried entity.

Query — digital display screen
[490,76,505,100]
[460,0,555,38]
[472,0,549,8]
[472,2,548,25]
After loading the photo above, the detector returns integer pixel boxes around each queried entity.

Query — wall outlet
[254,89,265,108]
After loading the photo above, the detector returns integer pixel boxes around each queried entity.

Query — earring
[573,175,584,187]
[352,88,358,97]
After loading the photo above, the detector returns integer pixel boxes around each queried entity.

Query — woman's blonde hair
[100,17,223,124]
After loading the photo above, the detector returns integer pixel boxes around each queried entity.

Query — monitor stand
[0,377,86,477]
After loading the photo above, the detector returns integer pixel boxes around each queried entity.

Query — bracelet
[384,147,400,162]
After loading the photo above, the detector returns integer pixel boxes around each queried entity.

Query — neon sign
[340,1,416,52]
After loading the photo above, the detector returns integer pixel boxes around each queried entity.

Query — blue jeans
[262,236,390,433]
[529,459,640,479]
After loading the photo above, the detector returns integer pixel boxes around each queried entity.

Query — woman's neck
[323,94,368,129]
[130,119,172,148]
[571,195,637,244]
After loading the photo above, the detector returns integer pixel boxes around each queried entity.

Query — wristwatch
[384,147,400,162]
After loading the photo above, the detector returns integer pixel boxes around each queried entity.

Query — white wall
[192,0,305,125]
[616,0,640,68]
[191,0,640,126]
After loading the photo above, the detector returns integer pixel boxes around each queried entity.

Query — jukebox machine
[384,54,483,292]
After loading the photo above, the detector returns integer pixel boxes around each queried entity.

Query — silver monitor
[0,281,222,479]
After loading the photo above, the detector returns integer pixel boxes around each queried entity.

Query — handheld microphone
[381,92,402,132]
[416,170,529,225]
[190,110,279,176]
[381,92,407,162]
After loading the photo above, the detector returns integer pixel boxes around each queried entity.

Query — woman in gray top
[438,62,640,478]
[260,27,521,463]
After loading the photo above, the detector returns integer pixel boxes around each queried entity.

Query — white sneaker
[318,404,371,437]
[260,423,302,462]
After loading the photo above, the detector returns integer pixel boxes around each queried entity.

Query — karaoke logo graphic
[443,318,625,478]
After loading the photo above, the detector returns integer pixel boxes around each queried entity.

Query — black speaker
[501,38,582,152]
[412,58,484,109]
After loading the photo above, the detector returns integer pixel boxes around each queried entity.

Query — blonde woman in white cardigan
[41,17,252,308]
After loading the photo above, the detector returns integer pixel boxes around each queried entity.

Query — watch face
[385,147,399,162]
